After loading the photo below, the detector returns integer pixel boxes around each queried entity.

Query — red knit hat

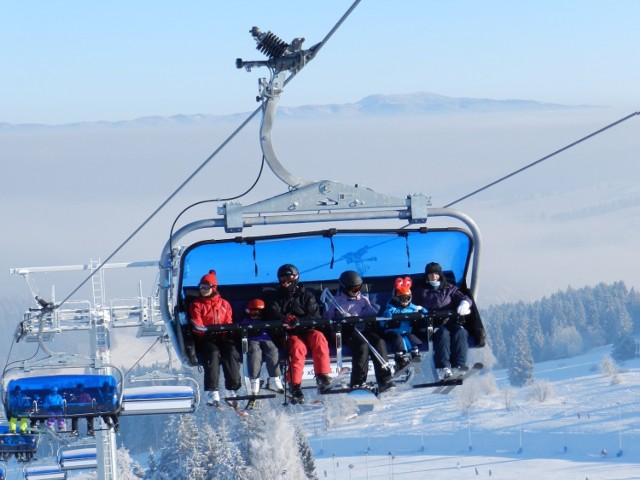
[394,277,412,296]
[199,270,218,287]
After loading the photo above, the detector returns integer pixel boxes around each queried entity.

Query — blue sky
[2,1,639,124]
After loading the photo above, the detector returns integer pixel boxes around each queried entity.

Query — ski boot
[290,384,305,404]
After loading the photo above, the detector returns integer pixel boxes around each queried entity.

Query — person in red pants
[265,264,332,404]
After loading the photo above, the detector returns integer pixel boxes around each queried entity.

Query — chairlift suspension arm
[237,1,363,189]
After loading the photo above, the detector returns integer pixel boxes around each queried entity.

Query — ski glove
[284,314,299,329]
[457,300,471,316]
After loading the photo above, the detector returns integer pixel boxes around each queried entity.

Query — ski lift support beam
[10,261,162,342]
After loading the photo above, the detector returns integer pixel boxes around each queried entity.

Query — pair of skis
[317,367,381,413]
[215,334,278,414]
[261,382,325,407]
[412,362,483,394]
[321,363,484,396]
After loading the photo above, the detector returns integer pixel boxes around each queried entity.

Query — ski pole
[351,327,392,371]
[321,288,391,371]
[282,328,290,406]
[241,331,253,396]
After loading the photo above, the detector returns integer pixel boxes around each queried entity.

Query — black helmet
[277,264,299,278]
[339,270,363,289]
[425,262,442,276]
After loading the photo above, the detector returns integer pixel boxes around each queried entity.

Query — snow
[4,345,640,479]
[299,344,640,479]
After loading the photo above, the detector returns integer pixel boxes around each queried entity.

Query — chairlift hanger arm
[238,28,318,188]
[237,0,362,188]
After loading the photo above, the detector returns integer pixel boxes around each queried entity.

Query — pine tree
[116,446,145,480]
[612,334,637,361]
[295,425,318,480]
[156,414,207,480]
[248,410,306,479]
[202,419,251,480]
[508,328,534,387]
[145,448,158,480]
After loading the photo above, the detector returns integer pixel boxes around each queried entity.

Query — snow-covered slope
[296,345,640,479]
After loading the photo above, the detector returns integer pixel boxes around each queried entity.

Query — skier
[265,263,332,404]
[240,298,285,408]
[189,269,241,407]
[97,382,120,432]
[323,270,395,393]
[8,385,31,434]
[413,262,473,379]
[43,386,65,431]
[381,277,425,372]
[70,383,95,436]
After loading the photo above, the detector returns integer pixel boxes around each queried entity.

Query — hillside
[299,344,640,479]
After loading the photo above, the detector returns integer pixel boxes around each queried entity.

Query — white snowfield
[302,344,640,479]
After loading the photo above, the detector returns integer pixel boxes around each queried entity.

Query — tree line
[481,281,640,386]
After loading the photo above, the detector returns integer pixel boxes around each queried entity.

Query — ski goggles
[278,274,298,284]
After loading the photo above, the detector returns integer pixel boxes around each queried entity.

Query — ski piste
[412,362,483,394]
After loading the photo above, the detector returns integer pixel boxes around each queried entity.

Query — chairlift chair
[23,464,66,480]
[58,445,97,470]
[0,425,39,462]
[120,370,200,415]
[162,228,486,389]
[158,27,485,377]
[2,373,122,426]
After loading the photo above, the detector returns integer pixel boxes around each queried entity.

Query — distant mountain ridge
[0,92,598,130]
[279,92,593,117]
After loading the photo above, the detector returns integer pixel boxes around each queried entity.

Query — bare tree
[600,355,622,385]
[502,385,513,411]
[528,379,555,403]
